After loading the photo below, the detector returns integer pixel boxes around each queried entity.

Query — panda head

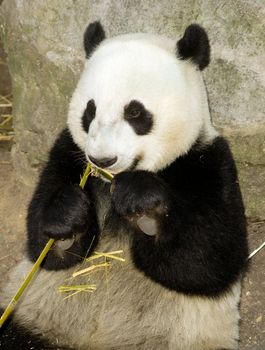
[67,22,217,174]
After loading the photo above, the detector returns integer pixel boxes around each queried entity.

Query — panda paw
[41,184,90,240]
[111,171,170,220]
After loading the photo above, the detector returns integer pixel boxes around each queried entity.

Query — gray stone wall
[0,0,264,218]
[0,43,11,96]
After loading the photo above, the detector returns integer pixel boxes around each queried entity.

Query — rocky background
[0,0,264,217]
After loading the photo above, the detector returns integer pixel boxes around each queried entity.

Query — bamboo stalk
[0,103,12,108]
[0,115,12,127]
[0,162,113,326]
[0,239,54,327]
[0,135,13,141]
[79,163,91,189]
[72,262,110,278]
[93,251,125,262]
[0,162,92,328]
[248,241,265,259]
[95,167,114,181]
[0,95,12,104]
[59,285,97,300]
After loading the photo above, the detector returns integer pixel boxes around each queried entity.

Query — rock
[0,0,264,217]
[0,42,11,96]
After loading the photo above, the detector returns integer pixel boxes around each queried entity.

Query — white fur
[2,175,240,350]
[67,33,218,173]
[1,31,240,350]
[2,233,240,350]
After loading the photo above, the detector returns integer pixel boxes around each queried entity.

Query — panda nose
[88,155,118,168]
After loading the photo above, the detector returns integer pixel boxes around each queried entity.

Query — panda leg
[0,309,73,350]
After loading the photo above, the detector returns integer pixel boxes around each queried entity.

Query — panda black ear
[176,24,210,70]
[84,21,106,58]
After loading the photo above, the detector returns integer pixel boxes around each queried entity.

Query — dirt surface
[0,148,264,349]
[0,148,30,281]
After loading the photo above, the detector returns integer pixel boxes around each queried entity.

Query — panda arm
[112,137,248,296]
[27,128,99,270]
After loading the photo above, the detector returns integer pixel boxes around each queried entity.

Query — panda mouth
[86,153,142,175]
[96,156,141,176]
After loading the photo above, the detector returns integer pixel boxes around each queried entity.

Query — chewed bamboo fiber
[59,250,125,299]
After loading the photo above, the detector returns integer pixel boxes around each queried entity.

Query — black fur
[27,128,247,294]
[83,21,105,58]
[111,137,248,296]
[111,171,169,217]
[82,99,96,132]
[27,128,99,270]
[124,100,153,135]
[5,129,248,348]
[0,309,72,350]
[177,24,210,70]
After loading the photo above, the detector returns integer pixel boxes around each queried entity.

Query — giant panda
[0,22,248,350]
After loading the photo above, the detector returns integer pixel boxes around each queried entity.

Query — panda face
[82,97,154,172]
[68,32,215,173]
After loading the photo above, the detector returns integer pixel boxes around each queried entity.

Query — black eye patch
[124,100,153,135]
[82,99,96,133]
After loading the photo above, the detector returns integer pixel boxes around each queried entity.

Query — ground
[0,147,264,349]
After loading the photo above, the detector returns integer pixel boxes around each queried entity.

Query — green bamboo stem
[79,163,91,189]
[0,238,55,328]
[0,162,92,328]
[96,167,114,181]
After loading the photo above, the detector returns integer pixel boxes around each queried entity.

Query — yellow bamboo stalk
[0,163,92,328]
[0,103,12,108]
[0,135,13,141]
[79,163,92,189]
[0,95,12,104]
[85,250,124,262]
[93,251,125,262]
[58,285,97,300]
[0,239,54,327]
[0,115,13,127]
[92,167,113,181]
[58,285,97,292]
[72,262,110,278]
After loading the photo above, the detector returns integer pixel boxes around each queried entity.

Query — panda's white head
[67,22,217,173]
